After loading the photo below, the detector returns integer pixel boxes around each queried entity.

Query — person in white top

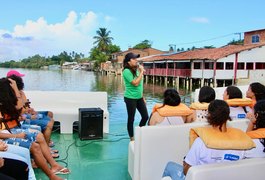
[162,100,254,180]
[223,86,251,119]
[189,86,215,122]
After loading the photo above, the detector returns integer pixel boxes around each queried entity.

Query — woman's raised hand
[8,78,18,90]
[138,65,145,73]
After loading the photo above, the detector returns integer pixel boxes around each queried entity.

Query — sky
[0,0,265,61]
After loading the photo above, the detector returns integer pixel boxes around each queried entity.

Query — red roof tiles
[140,43,265,62]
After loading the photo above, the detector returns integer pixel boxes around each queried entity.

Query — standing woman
[122,53,149,141]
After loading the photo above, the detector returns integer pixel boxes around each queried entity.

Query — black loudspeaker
[78,108,103,140]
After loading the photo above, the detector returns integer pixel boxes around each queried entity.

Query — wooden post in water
[200,78,204,88]
[190,78,193,91]
[186,78,189,90]
[145,75,148,84]
[176,77,179,91]
[213,78,217,88]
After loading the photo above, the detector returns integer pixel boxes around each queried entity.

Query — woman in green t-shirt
[122,53,149,141]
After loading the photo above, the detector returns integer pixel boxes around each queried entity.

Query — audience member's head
[8,75,24,90]
[198,86,215,103]
[254,100,265,129]
[0,78,20,119]
[207,99,231,131]
[247,82,265,101]
[223,86,242,100]
[163,88,181,106]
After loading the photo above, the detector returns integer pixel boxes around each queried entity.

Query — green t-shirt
[122,68,143,99]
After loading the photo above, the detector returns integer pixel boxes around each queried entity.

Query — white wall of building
[238,45,265,63]
[191,69,214,78]
[250,70,265,84]
[215,45,265,80]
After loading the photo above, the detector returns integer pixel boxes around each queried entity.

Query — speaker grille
[78,108,103,140]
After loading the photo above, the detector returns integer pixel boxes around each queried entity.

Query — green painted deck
[34,123,132,180]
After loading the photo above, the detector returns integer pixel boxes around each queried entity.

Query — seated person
[7,71,55,147]
[246,82,265,108]
[246,82,265,121]
[245,100,265,158]
[0,141,30,180]
[149,89,193,126]
[0,141,36,180]
[189,86,215,122]
[162,100,255,180]
[223,86,252,119]
[0,78,69,180]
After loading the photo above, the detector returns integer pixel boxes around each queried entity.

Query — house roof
[140,43,265,62]
[244,28,265,34]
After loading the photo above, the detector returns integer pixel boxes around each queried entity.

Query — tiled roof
[140,43,265,62]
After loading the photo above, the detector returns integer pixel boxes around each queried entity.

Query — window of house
[246,63,254,70]
[252,35,260,43]
[237,63,245,70]
[226,62,234,70]
[204,62,214,69]
[112,55,117,60]
[216,62,224,69]
[176,62,191,69]
[256,63,265,69]
[194,62,201,69]
[167,63,173,68]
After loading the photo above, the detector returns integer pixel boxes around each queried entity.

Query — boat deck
[35,123,132,180]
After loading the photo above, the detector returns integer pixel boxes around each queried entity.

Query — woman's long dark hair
[207,100,231,131]
[0,78,21,121]
[250,82,265,101]
[123,60,137,77]
[254,100,265,152]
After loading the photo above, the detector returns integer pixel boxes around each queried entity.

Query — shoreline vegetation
[0,27,244,70]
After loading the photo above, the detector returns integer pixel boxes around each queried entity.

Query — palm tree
[93,28,114,52]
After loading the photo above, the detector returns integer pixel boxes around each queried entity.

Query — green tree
[93,28,114,52]
[107,44,121,54]
[133,40,152,49]
[227,39,244,45]
[58,51,72,65]
[203,45,215,49]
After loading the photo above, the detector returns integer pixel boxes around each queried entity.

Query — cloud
[0,11,111,62]
[190,17,209,24]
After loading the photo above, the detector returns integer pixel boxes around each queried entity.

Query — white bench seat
[129,119,250,180]
[25,91,109,134]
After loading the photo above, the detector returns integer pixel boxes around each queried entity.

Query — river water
[0,68,192,126]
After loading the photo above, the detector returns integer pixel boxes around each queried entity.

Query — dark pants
[124,97,149,137]
[0,158,28,180]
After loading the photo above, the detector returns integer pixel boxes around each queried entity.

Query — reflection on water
[0,68,192,124]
